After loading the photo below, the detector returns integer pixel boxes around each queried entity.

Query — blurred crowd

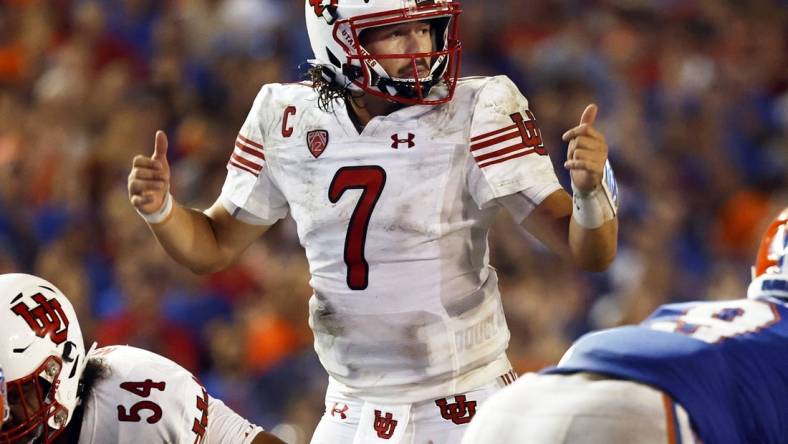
[0,0,785,442]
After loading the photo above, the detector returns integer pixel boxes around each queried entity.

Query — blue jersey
[545,297,788,444]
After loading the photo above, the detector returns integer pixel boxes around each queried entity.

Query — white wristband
[571,183,615,229]
[136,192,173,225]
[571,160,620,229]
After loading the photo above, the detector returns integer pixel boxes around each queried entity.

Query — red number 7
[329,166,386,290]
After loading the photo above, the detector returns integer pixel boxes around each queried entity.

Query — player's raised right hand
[128,130,171,215]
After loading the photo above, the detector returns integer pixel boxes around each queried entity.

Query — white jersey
[78,346,262,444]
[220,75,562,402]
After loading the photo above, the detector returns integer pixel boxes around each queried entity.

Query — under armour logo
[391,133,416,149]
[510,111,546,155]
[435,395,477,425]
[373,410,398,439]
[12,293,70,345]
[330,402,349,420]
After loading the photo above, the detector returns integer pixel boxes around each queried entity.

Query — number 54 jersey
[78,346,262,444]
[220,76,562,403]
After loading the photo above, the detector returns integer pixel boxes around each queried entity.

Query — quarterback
[462,208,788,444]
[128,1,618,442]
[0,273,284,444]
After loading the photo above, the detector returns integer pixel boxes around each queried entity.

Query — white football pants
[461,372,697,444]
[309,368,518,444]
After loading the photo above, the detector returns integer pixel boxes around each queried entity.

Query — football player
[128,1,619,442]
[462,207,788,444]
[0,273,285,444]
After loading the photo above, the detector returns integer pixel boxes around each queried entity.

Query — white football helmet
[305,0,462,105]
[748,207,788,300]
[0,274,94,443]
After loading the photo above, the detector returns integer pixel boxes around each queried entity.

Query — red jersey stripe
[237,134,264,149]
[228,160,260,176]
[470,129,521,152]
[470,124,518,142]
[230,153,262,171]
[236,137,264,152]
[479,148,537,168]
[475,142,530,163]
[235,142,265,160]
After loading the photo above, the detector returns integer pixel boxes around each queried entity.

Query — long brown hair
[307,65,352,112]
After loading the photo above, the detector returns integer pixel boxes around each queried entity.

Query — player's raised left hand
[562,104,608,192]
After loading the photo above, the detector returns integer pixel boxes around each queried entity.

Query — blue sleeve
[547,300,788,444]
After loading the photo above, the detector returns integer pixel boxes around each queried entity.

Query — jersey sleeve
[205,397,264,444]
[467,76,562,211]
[219,84,289,225]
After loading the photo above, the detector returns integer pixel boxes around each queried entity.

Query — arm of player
[128,131,270,274]
[519,105,618,272]
[206,397,285,444]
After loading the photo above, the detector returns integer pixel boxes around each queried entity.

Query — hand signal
[562,104,608,193]
[128,131,171,216]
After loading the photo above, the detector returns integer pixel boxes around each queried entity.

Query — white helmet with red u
[0,274,95,443]
[305,0,462,105]
[748,207,788,300]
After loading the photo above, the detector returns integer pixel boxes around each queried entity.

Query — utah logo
[435,395,477,425]
[307,130,329,158]
[373,410,398,439]
[12,293,70,345]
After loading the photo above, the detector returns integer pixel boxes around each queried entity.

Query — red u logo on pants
[435,395,477,425]
[373,410,398,439]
